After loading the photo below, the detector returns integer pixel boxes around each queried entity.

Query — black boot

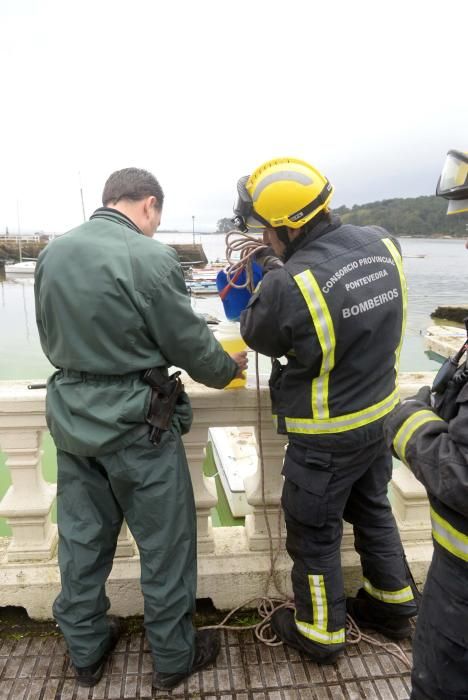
[74,615,122,687]
[346,588,415,640]
[270,608,341,663]
[152,629,221,691]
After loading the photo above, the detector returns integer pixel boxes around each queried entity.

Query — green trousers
[53,428,197,673]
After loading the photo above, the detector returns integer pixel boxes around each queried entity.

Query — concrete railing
[0,373,435,619]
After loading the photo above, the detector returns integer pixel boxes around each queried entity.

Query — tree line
[217,195,466,236]
[335,195,466,236]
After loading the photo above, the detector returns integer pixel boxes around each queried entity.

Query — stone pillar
[243,397,287,553]
[390,463,431,539]
[183,377,270,555]
[115,521,135,557]
[0,428,57,562]
[183,422,218,554]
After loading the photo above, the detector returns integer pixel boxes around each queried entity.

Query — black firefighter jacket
[384,386,468,698]
[240,217,407,452]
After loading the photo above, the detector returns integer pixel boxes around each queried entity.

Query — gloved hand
[171,391,193,436]
[402,385,432,406]
[254,246,283,273]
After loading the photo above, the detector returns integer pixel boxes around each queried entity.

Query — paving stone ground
[0,626,414,700]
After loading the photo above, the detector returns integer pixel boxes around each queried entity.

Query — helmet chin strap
[275,226,290,246]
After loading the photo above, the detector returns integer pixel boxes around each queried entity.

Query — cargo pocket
[281,449,332,528]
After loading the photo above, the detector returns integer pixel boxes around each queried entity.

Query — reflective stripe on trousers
[294,574,345,646]
[363,577,414,604]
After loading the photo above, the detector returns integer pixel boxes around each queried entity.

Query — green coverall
[34,208,237,673]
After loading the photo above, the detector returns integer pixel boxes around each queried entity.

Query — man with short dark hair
[101,167,165,209]
[35,167,247,691]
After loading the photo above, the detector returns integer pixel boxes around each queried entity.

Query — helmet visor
[437,150,468,200]
[233,176,269,232]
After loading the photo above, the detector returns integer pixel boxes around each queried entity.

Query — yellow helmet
[233,157,333,232]
[436,150,468,215]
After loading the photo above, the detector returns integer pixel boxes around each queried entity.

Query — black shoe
[270,608,341,664]
[152,629,221,691]
[74,615,122,687]
[346,588,414,640]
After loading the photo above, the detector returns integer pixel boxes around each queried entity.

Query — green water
[204,442,245,527]
[0,432,57,536]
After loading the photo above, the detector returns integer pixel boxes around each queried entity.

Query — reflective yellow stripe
[431,507,468,562]
[393,409,444,465]
[381,238,407,374]
[363,578,414,604]
[294,270,336,419]
[295,617,345,646]
[284,242,404,436]
[284,388,399,434]
[295,574,344,645]
[308,574,328,630]
[295,617,345,645]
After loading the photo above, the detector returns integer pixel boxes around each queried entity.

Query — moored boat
[4,261,37,275]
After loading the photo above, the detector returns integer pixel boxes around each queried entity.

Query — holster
[143,367,184,444]
[269,359,287,434]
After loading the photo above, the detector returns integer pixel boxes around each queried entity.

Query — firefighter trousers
[53,428,197,674]
[281,438,417,652]
[410,548,468,700]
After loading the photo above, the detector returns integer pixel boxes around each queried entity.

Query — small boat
[184,263,226,283]
[4,261,37,275]
[186,279,219,296]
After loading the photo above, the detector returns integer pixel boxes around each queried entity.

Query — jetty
[431,304,468,324]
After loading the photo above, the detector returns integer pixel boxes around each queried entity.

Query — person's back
[36,214,176,375]
[265,220,404,449]
[36,205,242,457]
[35,167,247,692]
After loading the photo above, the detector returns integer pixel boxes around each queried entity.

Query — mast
[16,200,22,263]
[78,171,86,222]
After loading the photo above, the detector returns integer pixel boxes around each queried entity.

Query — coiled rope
[201,228,412,669]
[222,229,267,290]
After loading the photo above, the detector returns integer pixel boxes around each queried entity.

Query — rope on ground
[346,614,412,669]
[200,597,292,646]
[201,599,412,665]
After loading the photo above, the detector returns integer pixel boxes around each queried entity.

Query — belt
[60,368,146,382]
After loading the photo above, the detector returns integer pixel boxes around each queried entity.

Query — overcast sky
[0,0,466,233]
